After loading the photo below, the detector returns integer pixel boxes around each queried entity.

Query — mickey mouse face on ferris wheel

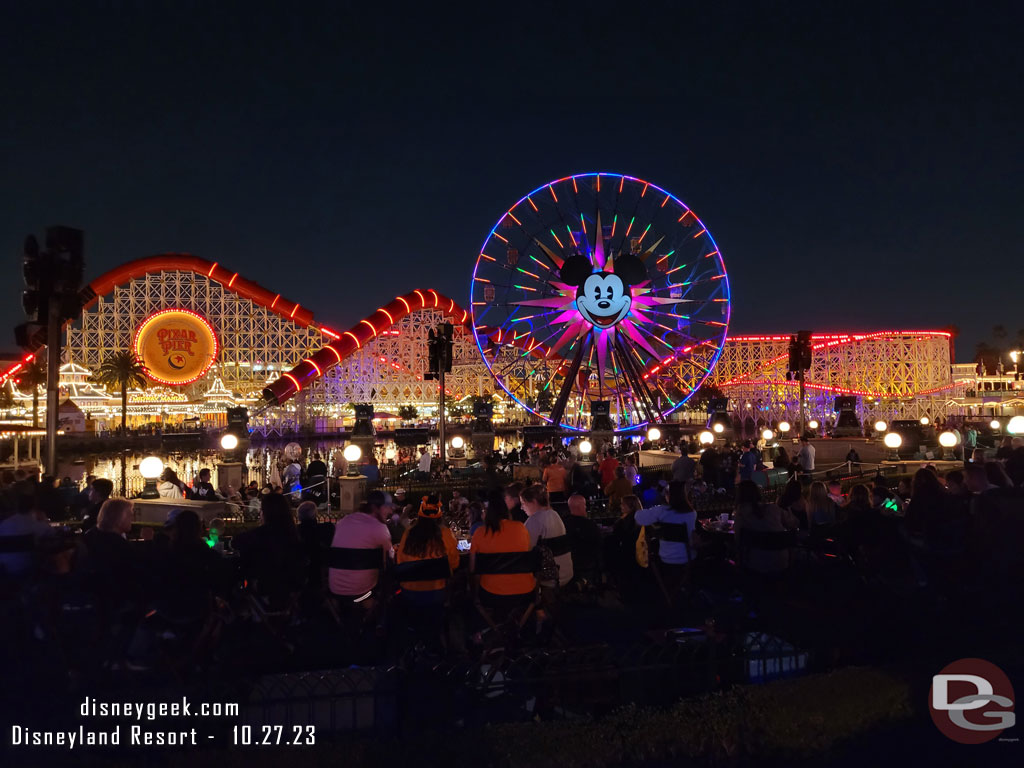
[559,253,646,330]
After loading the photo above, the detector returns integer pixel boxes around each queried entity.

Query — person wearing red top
[599,452,620,488]
[542,455,569,506]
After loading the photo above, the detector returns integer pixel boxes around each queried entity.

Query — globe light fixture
[712,422,725,434]
[699,430,714,445]
[139,456,163,479]
[778,421,791,433]
[579,439,593,456]
[762,429,774,441]
[1008,415,1024,435]
[990,419,1001,430]
[647,427,662,442]
[385,446,396,461]
[938,431,957,448]
[807,420,819,430]
[220,433,239,451]
[139,456,164,499]
[883,432,902,449]
[874,420,887,433]
[343,443,362,463]
[920,416,930,426]
[450,435,465,450]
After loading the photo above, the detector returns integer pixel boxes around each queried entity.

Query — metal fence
[236,630,814,736]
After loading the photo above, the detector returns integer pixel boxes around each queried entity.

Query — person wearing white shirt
[417,447,432,479]
[520,485,573,587]
[797,437,816,474]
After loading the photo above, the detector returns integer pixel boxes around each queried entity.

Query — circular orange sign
[134,309,219,386]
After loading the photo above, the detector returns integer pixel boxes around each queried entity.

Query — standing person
[797,437,816,477]
[542,455,569,507]
[520,485,573,587]
[603,466,634,516]
[328,491,394,602]
[738,441,757,483]
[417,446,432,480]
[671,448,696,483]
[699,444,720,488]
[598,451,620,489]
[307,452,328,479]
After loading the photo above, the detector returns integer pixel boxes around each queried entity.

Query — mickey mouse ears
[558,252,646,287]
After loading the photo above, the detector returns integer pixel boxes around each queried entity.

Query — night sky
[2,2,1021,361]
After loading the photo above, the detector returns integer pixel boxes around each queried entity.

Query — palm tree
[93,352,148,433]
[19,359,46,427]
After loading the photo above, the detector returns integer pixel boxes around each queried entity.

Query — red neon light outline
[343,331,361,348]
[132,308,219,387]
[304,358,321,376]
[283,372,301,392]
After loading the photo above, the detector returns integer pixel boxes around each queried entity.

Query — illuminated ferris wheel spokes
[471,173,730,431]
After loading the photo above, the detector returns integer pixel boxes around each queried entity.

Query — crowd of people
[2,432,1023,681]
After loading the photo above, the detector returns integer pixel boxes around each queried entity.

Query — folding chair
[471,549,543,649]
[393,557,452,651]
[324,546,388,628]
[647,522,693,609]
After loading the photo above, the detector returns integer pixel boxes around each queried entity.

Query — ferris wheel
[470,173,730,432]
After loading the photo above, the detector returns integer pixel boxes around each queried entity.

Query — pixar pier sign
[133,308,220,386]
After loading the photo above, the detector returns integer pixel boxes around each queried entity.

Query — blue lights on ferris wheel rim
[470,172,731,432]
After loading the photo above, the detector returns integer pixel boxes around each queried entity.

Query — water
[60,438,363,496]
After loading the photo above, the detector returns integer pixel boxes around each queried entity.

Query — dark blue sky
[2,1,1021,361]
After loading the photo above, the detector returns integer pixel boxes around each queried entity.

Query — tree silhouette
[92,352,148,433]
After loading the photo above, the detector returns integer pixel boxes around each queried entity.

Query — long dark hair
[779,478,803,509]
[260,493,297,540]
[667,480,692,513]
[484,488,509,533]
[402,516,444,558]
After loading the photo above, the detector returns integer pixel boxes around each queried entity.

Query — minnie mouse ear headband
[419,495,442,518]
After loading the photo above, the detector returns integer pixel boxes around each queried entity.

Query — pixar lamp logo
[560,253,646,330]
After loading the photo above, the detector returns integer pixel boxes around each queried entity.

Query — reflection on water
[59,439,359,494]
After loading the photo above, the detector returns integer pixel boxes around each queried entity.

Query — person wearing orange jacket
[395,495,460,607]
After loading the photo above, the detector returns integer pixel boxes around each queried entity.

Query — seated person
[232,494,308,605]
[470,490,535,614]
[80,478,114,531]
[0,494,57,577]
[563,493,601,580]
[395,495,460,607]
[635,480,697,593]
[521,484,574,587]
[327,491,394,601]
[733,480,798,574]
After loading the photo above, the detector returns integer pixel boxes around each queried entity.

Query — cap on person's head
[365,490,392,509]
[164,508,182,528]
